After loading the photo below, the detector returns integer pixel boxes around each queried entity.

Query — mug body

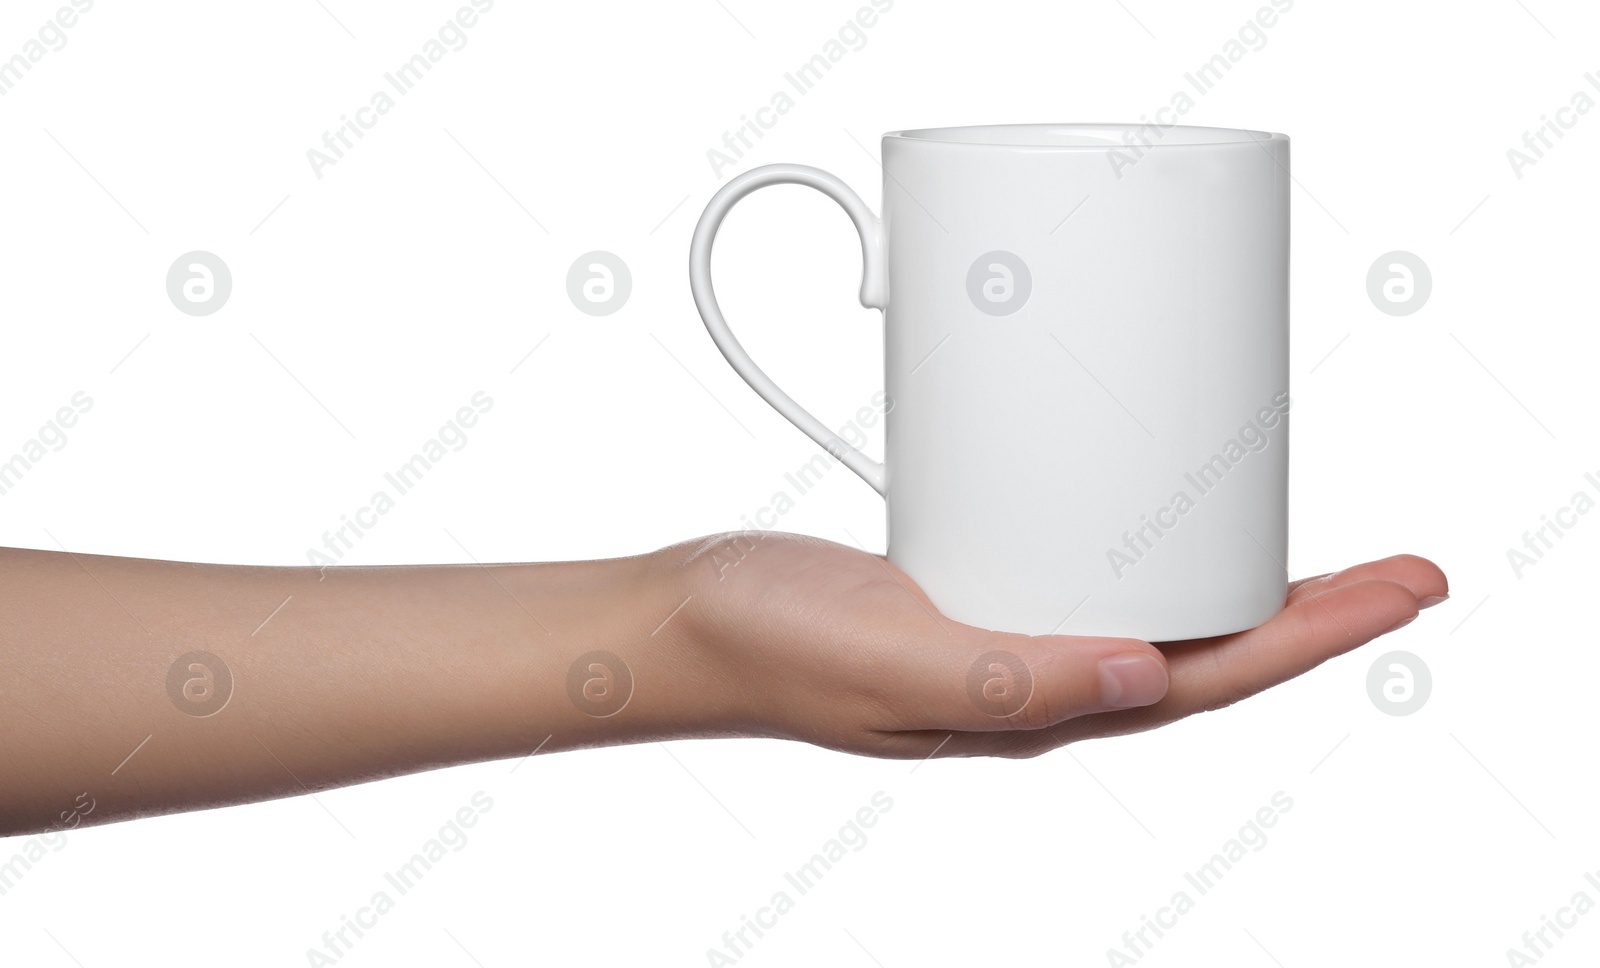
[879,123,1290,641]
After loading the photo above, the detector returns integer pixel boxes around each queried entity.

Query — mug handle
[689,163,888,496]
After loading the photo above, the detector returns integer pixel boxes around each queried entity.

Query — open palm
[673,531,1448,759]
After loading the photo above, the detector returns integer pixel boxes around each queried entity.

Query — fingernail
[1382,614,1418,635]
[1419,594,1449,610]
[1098,653,1169,708]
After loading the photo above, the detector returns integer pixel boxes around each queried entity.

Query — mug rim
[882,123,1287,149]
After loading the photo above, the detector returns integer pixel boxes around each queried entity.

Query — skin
[0,533,1447,836]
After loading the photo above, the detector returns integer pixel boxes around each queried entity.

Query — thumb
[897,628,1171,732]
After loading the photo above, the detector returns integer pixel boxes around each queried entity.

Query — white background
[1,0,1595,965]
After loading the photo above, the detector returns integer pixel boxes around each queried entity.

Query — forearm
[1,532,1445,834]
[0,544,722,835]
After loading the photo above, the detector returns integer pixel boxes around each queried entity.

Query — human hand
[665,532,1448,760]
[0,535,1446,833]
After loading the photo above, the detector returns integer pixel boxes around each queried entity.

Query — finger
[930,577,1419,757]
[885,627,1171,733]
[1288,554,1448,607]
[1162,578,1419,711]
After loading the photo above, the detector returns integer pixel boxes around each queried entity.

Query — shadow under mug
[689,123,1290,642]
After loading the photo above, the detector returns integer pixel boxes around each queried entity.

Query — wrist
[520,542,754,750]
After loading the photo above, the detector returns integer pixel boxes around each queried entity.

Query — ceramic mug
[689,123,1290,641]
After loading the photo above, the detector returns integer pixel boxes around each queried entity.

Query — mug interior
[883,123,1284,147]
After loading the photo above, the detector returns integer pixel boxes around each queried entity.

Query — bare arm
[0,534,1446,835]
[1,544,713,834]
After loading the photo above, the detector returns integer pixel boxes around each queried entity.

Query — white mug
[689,123,1290,641]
